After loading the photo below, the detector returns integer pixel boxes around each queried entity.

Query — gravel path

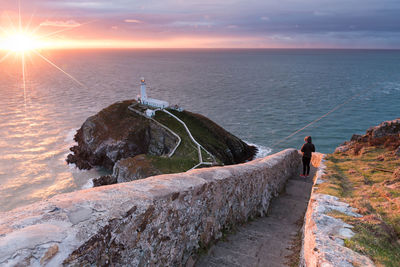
[196,166,316,267]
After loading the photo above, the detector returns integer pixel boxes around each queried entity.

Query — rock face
[335,118,400,153]
[93,175,117,187]
[367,118,400,138]
[113,155,162,183]
[0,149,299,266]
[66,100,180,170]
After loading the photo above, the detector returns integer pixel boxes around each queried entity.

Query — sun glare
[1,31,41,53]
[0,3,93,111]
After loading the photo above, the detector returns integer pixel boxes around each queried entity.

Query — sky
[1,0,400,49]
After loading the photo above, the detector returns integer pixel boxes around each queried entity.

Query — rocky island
[67,99,257,185]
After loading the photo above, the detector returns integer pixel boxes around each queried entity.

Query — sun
[0,31,41,53]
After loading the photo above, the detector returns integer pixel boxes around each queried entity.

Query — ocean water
[0,49,399,212]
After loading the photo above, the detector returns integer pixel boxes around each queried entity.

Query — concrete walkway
[196,165,315,267]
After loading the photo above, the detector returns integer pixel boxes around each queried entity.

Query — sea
[0,49,399,212]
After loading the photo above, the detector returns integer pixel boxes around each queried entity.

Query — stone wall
[0,149,300,267]
[300,154,375,267]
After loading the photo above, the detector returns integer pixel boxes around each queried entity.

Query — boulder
[93,175,117,187]
[335,145,349,153]
[366,118,400,139]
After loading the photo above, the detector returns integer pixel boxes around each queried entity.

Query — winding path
[160,109,216,170]
[195,165,316,267]
[128,104,216,170]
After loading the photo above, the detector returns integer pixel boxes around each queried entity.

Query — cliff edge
[302,118,400,267]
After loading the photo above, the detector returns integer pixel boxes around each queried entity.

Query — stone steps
[195,167,315,267]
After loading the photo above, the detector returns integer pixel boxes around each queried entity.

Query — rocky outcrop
[113,155,162,183]
[93,175,117,187]
[66,100,179,170]
[0,149,299,266]
[367,118,400,138]
[67,100,257,183]
[335,118,400,153]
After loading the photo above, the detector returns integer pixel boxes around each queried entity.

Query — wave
[82,179,94,189]
[64,128,78,143]
[246,141,272,159]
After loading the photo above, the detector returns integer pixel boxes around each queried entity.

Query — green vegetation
[318,147,400,266]
[152,110,199,172]
[149,109,217,172]
[167,109,256,164]
[124,103,254,175]
[146,155,197,174]
[168,109,231,159]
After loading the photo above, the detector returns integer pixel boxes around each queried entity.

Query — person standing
[300,136,315,177]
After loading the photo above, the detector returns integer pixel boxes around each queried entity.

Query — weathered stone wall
[300,154,375,267]
[0,149,300,267]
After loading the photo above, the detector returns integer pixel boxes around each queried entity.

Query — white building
[138,78,169,109]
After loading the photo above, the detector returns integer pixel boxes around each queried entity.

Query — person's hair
[304,136,312,143]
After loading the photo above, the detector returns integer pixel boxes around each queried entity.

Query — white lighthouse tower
[138,77,169,109]
[140,77,148,101]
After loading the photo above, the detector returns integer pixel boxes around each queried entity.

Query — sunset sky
[1,0,400,49]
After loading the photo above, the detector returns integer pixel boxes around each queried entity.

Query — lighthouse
[138,77,169,109]
[140,77,148,101]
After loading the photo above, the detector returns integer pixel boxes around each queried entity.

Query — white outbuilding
[138,78,169,109]
[145,109,155,117]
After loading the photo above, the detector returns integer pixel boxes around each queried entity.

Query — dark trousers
[302,157,311,175]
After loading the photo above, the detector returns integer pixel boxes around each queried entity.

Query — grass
[167,109,255,164]
[147,155,197,174]
[151,110,200,172]
[154,111,199,159]
[168,109,230,154]
[125,105,223,173]
[317,146,400,266]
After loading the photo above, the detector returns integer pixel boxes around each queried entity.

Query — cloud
[124,19,142,23]
[23,0,400,48]
[40,20,81,27]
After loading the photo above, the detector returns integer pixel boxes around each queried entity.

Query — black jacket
[301,143,315,158]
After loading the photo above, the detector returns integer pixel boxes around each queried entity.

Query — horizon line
[1,47,400,52]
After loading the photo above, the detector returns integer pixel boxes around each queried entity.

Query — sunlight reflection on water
[0,49,400,212]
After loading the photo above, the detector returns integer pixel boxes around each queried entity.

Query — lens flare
[0,2,91,108]
[1,31,41,52]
